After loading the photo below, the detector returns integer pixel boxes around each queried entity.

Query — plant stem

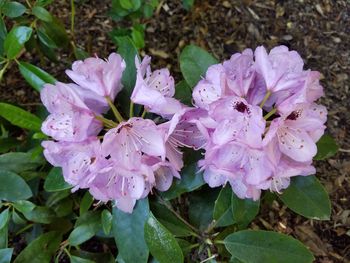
[70,0,76,42]
[264,108,277,120]
[157,194,200,236]
[129,102,134,118]
[0,60,10,82]
[106,96,124,123]
[141,108,147,118]
[95,115,118,128]
[15,223,33,235]
[259,90,271,108]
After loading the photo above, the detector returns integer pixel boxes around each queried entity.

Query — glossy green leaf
[0,208,10,230]
[314,134,338,160]
[0,17,7,55]
[18,61,56,92]
[231,193,260,228]
[182,0,194,10]
[70,251,115,263]
[0,103,41,131]
[4,26,32,59]
[160,163,205,200]
[224,230,314,263]
[0,170,32,201]
[80,191,94,215]
[112,198,149,263]
[0,248,13,263]
[131,25,144,49]
[68,211,101,246]
[44,167,71,192]
[179,45,217,87]
[70,256,95,263]
[279,176,331,220]
[14,231,62,263]
[0,224,8,248]
[150,202,192,237]
[145,213,183,263]
[22,206,55,224]
[2,1,26,18]
[37,28,57,48]
[188,187,219,230]
[32,6,52,22]
[12,210,26,225]
[101,209,112,235]
[40,17,69,48]
[213,186,234,227]
[12,200,36,214]
[35,0,54,6]
[0,152,43,173]
[174,80,192,106]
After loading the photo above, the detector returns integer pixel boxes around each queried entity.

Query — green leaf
[0,248,13,263]
[0,208,10,230]
[12,200,36,214]
[37,28,58,48]
[182,0,194,11]
[188,187,219,230]
[0,170,32,201]
[44,167,71,192]
[224,230,314,263]
[40,17,69,48]
[174,80,192,106]
[131,25,144,49]
[314,134,338,160]
[0,103,41,131]
[2,1,26,18]
[150,202,192,237]
[22,206,55,224]
[18,61,56,92]
[0,152,43,173]
[231,193,260,228]
[52,198,73,217]
[101,209,112,235]
[14,231,62,263]
[70,256,95,263]
[12,210,26,225]
[179,45,218,87]
[4,26,32,59]
[80,191,94,215]
[68,212,100,246]
[0,224,8,248]
[160,163,205,200]
[0,17,7,55]
[213,185,234,227]
[70,251,115,263]
[32,6,52,22]
[35,0,54,7]
[145,213,183,263]
[120,0,133,10]
[112,198,149,263]
[279,176,331,220]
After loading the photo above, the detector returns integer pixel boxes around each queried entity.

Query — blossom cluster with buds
[40,45,327,212]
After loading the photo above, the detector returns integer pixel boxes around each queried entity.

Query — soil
[0,0,349,262]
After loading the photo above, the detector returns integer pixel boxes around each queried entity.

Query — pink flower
[42,138,106,190]
[66,53,126,101]
[254,45,304,93]
[223,49,255,97]
[131,56,183,117]
[41,82,102,142]
[102,117,166,164]
[264,103,327,163]
[192,64,226,110]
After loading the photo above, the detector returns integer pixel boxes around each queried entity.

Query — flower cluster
[41,54,201,213]
[40,45,327,213]
[191,46,327,199]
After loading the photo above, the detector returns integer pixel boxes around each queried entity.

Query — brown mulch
[0,0,349,262]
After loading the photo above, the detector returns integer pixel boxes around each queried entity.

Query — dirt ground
[0,0,349,262]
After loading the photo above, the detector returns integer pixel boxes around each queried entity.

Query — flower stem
[106,96,124,123]
[141,108,147,118]
[70,0,76,42]
[259,90,271,108]
[264,108,277,120]
[157,194,200,236]
[0,60,10,82]
[129,102,134,118]
[95,115,117,128]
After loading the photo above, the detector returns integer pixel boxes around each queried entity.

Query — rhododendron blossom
[40,46,328,213]
[190,45,327,199]
[41,53,193,213]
